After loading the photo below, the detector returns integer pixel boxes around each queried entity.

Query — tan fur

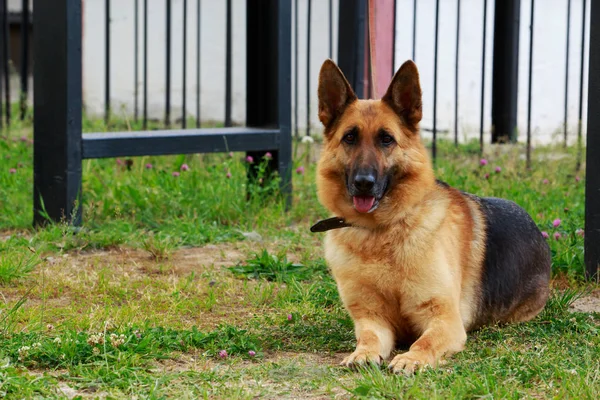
[316,60,492,374]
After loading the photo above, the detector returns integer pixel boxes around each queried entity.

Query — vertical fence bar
[479,0,488,155]
[576,0,587,172]
[33,0,83,225]
[306,0,312,136]
[134,0,139,122]
[143,0,148,129]
[432,0,439,163]
[20,0,30,120]
[526,0,534,169]
[182,0,188,128]
[338,0,366,99]
[196,0,201,128]
[278,0,293,209]
[0,0,4,129]
[454,0,460,146]
[294,0,298,137]
[392,0,397,76]
[329,0,333,59]
[412,0,417,61]
[2,0,10,126]
[564,0,571,147]
[105,0,110,124]
[585,0,599,280]
[165,0,172,127]
[491,0,521,144]
[225,0,232,127]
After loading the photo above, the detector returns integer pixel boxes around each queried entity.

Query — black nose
[353,172,376,192]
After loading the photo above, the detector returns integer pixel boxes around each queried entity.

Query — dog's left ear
[382,60,422,131]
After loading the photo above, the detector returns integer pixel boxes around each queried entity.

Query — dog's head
[316,59,435,227]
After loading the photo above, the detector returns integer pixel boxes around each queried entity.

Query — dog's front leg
[341,318,395,368]
[389,299,466,375]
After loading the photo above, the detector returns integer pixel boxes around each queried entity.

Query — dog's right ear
[318,59,357,128]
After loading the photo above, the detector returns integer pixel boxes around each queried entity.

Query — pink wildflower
[575,176,581,182]
[180,164,190,171]
[542,179,549,184]
[541,231,549,239]
[553,232,562,240]
[226,172,232,179]
[264,152,272,160]
[219,350,228,358]
[248,350,256,357]
[172,171,180,177]
[480,159,488,166]
[552,219,561,228]
[9,168,16,174]
[116,158,124,166]
[296,166,305,175]
[484,173,490,180]
[246,155,254,163]
[576,229,585,238]
[495,166,501,173]
[145,163,153,169]
[287,314,293,321]
[228,152,234,158]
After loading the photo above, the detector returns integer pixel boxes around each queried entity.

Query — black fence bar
[33,0,83,225]
[564,0,571,147]
[165,0,172,127]
[412,0,417,61]
[454,0,460,146]
[294,0,298,137]
[338,0,367,99]
[143,0,148,129]
[2,0,10,126]
[277,0,292,208]
[196,0,201,128]
[479,0,487,154]
[576,0,587,172]
[585,0,600,281]
[134,0,139,122]
[182,0,188,129]
[491,0,521,143]
[82,128,281,158]
[432,0,439,162]
[225,0,232,127]
[306,0,311,136]
[329,0,333,59]
[105,0,110,124]
[526,0,534,169]
[392,0,397,76]
[0,0,4,129]
[20,0,30,120]
[246,0,292,207]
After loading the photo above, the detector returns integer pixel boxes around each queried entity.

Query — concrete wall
[79,0,588,144]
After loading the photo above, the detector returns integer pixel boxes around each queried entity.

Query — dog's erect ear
[318,59,357,128]
[382,60,422,131]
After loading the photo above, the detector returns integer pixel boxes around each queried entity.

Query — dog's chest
[323,229,434,301]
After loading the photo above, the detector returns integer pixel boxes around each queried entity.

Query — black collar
[310,217,353,232]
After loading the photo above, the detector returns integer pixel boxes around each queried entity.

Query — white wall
[82,0,589,145]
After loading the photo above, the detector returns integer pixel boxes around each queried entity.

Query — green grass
[0,120,598,398]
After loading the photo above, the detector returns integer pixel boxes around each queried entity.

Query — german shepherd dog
[313,59,551,374]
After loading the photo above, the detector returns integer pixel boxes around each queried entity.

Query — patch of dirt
[569,289,600,314]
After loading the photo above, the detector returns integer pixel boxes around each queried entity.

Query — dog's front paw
[388,351,433,375]
[341,349,383,368]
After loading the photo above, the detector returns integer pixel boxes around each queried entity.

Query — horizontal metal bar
[82,127,281,159]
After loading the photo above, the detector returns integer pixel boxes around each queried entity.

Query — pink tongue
[353,196,376,213]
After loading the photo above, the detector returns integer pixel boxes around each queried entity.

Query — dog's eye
[343,131,357,145]
[380,133,395,146]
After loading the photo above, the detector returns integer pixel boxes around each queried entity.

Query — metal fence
[0,0,597,279]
